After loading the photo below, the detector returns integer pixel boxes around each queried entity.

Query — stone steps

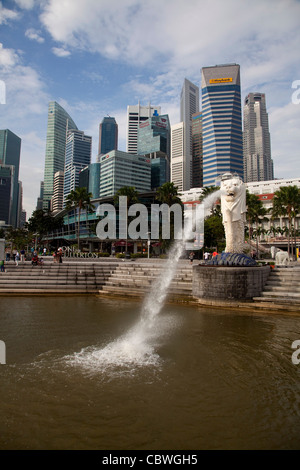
[253,267,300,305]
[0,262,118,294]
[0,261,194,297]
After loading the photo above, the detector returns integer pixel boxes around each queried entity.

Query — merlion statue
[220,173,246,253]
[207,173,256,265]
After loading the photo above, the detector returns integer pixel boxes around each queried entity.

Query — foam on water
[67,191,222,373]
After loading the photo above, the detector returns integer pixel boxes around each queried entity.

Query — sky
[0,0,300,219]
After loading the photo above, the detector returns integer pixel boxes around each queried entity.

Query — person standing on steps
[189,251,195,265]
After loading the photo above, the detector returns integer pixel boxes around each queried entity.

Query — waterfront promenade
[0,257,300,314]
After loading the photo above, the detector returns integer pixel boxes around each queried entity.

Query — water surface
[1,296,300,450]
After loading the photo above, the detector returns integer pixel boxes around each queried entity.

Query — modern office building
[151,158,168,190]
[79,162,101,199]
[17,181,24,227]
[192,112,203,188]
[63,129,92,205]
[98,117,118,158]
[180,78,200,190]
[201,64,243,186]
[36,181,44,211]
[0,164,14,225]
[127,102,161,154]
[51,171,64,213]
[137,114,170,189]
[171,122,184,192]
[43,101,78,210]
[243,92,274,182]
[0,129,21,227]
[99,150,151,198]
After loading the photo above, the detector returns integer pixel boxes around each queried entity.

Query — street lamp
[147,231,150,259]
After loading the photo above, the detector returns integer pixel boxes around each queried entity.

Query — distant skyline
[0,0,300,218]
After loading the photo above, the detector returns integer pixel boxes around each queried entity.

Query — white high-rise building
[180,78,199,190]
[171,122,184,192]
[52,171,64,213]
[127,102,161,155]
[243,92,274,182]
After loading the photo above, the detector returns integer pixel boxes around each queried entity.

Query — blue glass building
[63,130,92,204]
[201,64,243,186]
[137,114,170,189]
[98,117,118,157]
[0,129,21,227]
[79,162,101,199]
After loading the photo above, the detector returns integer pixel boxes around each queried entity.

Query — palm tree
[155,182,182,206]
[65,187,95,250]
[114,186,139,254]
[271,186,300,259]
[155,182,183,250]
[246,191,268,258]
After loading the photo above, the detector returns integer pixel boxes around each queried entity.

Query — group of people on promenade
[1,247,63,271]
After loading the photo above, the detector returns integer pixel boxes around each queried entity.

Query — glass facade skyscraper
[98,117,118,157]
[137,114,170,189]
[127,103,161,155]
[0,165,14,225]
[63,129,92,205]
[201,64,243,186]
[79,163,101,199]
[0,129,21,227]
[43,101,78,210]
[192,112,203,188]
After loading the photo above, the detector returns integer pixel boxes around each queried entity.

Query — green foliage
[5,227,32,251]
[155,182,182,207]
[270,185,300,259]
[26,209,63,239]
[65,187,95,249]
[204,213,225,251]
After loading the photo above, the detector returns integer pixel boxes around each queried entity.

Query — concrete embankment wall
[192,265,271,301]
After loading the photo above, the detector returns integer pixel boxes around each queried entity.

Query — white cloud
[52,46,71,57]
[0,43,18,67]
[25,28,45,43]
[14,0,35,9]
[0,3,19,24]
[0,44,50,217]
[269,102,300,179]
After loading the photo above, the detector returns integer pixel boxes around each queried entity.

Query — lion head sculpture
[220,174,246,223]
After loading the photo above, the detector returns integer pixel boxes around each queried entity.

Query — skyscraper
[79,163,101,199]
[192,112,203,188]
[171,122,184,192]
[63,129,92,205]
[99,150,151,198]
[137,114,170,189]
[0,164,14,225]
[98,117,118,157]
[36,181,44,210]
[51,171,64,213]
[43,101,78,210]
[0,129,21,227]
[243,92,274,182]
[180,78,200,190]
[127,102,161,154]
[201,64,243,186]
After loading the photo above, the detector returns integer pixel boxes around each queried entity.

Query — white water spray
[68,190,222,372]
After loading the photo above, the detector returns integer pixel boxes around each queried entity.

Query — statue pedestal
[192,265,270,301]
